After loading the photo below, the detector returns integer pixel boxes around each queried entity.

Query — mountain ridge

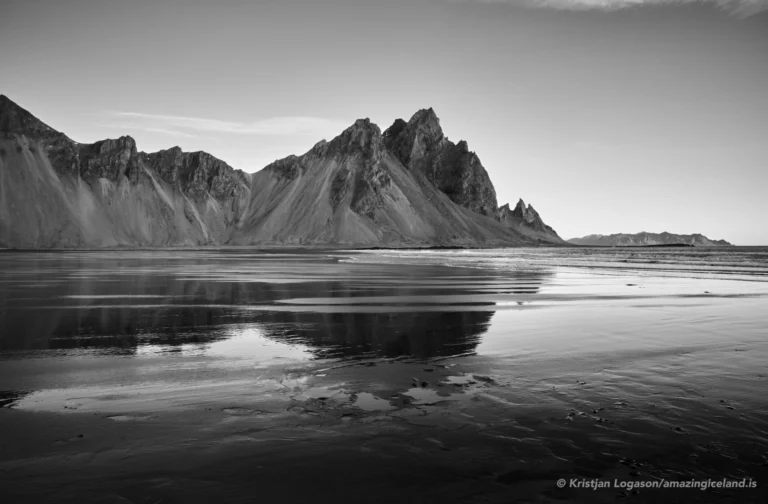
[568,232,732,247]
[0,95,564,248]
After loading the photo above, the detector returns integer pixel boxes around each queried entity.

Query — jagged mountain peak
[91,135,137,154]
[511,198,540,220]
[499,198,559,238]
[0,95,62,138]
[0,94,565,248]
[408,107,440,126]
[347,117,380,133]
[407,107,445,150]
[382,118,407,141]
[513,199,535,221]
[326,118,382,158]
[382,108,499,219]
[383,109,446,168]
[406,107,444,141]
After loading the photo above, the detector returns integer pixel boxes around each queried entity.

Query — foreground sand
[3,349,767,503]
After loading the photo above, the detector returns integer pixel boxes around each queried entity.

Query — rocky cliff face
[497,198,562,243]
[142,147,249,201]
[0,95,563,248]
[383,108,499,219]
[78,136,143,183]
[568,232,732,247]
[1,95,81,177]
[0,95,250,248]
[234,116,517,246]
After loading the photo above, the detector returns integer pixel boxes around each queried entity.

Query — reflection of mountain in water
[0,254,552,359]
[0,390,31,408]
[255,311,493,360]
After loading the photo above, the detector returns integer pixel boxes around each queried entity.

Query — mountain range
[0,95,564,249]
[568,232,732,247]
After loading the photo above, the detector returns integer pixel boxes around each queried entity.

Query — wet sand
[1,248,767,503]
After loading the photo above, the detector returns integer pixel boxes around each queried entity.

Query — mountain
[568,232,732,247]
[0,95,250,248]
[498,198,561,242]
[0,95,565,248]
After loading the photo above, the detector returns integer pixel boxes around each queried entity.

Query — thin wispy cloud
[455,0,768,17]
[107,112,351,137]
[97,122,198,139]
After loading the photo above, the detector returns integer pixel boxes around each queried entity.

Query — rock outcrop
[78,136,143,183]
[568,232,732,247]
[0,95,250,248]
[497,198,561,243]
[0,95,564,248]
[383,108,499,219]
[142,147,249,201]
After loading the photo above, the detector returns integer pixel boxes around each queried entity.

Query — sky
[1,0,766,244]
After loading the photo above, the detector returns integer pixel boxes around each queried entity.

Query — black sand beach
[1,248,767,503]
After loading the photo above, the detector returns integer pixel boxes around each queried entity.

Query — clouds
[457,0,768,17]
[103,111,352,139]
[96,122,198,138]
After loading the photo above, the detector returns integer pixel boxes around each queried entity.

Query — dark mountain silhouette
[568,232,732,246]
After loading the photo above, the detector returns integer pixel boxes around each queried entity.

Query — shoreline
[2,244,761,253]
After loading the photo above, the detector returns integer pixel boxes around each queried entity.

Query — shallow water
[0,247,767,502]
